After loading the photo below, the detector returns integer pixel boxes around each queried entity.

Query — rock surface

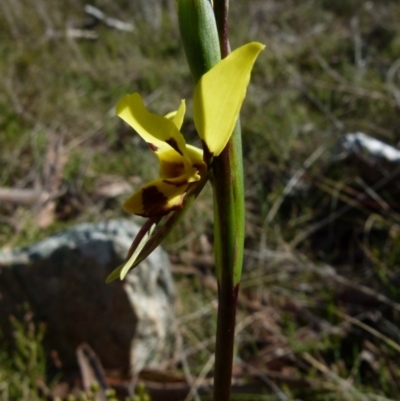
[0,219,175,373]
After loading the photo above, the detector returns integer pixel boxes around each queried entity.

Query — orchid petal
[117,93,189,158]
[193,42,265,156]
[123,176,192,217]
[165,99,186,130]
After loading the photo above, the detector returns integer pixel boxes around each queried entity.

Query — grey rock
[0,219,175,374]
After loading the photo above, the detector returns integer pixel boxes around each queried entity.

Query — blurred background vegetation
[1,0,400,399]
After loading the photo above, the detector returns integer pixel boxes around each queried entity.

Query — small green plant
[133,383,151,401]
[63,381,151,401]
[0,314,46,401]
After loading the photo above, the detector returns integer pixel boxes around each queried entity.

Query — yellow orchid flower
[116,42,264,218]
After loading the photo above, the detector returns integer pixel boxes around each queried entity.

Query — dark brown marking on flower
[201,140,214,165]
[166,138,183,155]
[160,159,185,179]
[142,185,168,216]
[193,162,206,170]
[148,143,158,152]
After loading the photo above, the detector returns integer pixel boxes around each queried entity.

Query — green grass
[1,0,400,399]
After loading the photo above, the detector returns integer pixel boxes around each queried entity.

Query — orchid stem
[178,1,247,399]
[213,0,230,56]
[212,121,244,401]
[212,1,245,400]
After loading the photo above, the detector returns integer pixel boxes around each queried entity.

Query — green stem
[212,1,245,400]
[212,113,244,401]
[177,1,245,399]
[213,277,239,401]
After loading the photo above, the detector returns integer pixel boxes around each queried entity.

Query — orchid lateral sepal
[105,217,159,283]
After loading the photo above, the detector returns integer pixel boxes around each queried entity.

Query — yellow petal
[193,42,265,156]
[123,176,192,217]
[117,93,189,157]
[165,99,186,130]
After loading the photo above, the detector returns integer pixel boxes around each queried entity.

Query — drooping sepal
[106,218,159,282]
